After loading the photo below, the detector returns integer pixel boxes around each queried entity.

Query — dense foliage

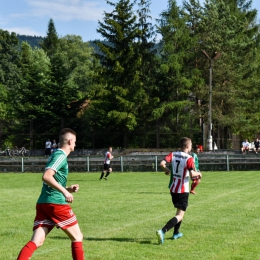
[0,0,259,150]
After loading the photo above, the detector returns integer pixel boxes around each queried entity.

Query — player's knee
[32,240,45,248]
[109,168,112,172]
[73,232,84,242]
[176,215,184,222]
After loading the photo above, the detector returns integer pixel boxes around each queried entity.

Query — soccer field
[1,171,260,260]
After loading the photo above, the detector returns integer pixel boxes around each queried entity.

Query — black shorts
[171,192,189,211]
[103,163,111,171]
[45,148,51,156]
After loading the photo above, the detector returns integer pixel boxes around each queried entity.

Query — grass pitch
[1,171,260,260]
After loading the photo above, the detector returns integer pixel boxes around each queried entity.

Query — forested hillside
[0,0,260,151]
[17,34,44,48]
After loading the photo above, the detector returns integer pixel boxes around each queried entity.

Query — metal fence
[0,154,260,172]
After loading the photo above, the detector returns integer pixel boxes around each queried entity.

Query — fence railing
[0,154,259,172]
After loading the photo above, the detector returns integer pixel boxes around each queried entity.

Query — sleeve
[163,152,173,163]
[187,157,195,171]
[46,152,66,172]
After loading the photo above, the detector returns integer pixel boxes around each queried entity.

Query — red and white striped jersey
[104,151,112,164]
[164,151,194,193]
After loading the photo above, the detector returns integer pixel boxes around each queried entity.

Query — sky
[1,0,260,42]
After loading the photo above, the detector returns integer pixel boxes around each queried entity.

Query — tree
[39,18,59,57]
[0,29,21,109]
[93,0,151,147]
[0,29,21,148]
[154,0,202,147]
[195,0,260,147]
[50,35,95,118]
[16,42,53,119]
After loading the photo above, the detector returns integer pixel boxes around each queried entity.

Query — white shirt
[45,141,52,149]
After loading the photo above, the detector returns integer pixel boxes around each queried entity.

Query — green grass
[1,171,260,260]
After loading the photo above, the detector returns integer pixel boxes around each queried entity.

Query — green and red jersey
[37,149,68,204]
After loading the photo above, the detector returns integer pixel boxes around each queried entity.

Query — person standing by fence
[45,139,52,157]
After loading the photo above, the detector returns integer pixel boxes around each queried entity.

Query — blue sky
[1,0,260,42]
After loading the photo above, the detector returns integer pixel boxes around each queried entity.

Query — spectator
[254,138,260,154]
[51,139,58,154]
[241,139,250,154]
[45,139,52,157]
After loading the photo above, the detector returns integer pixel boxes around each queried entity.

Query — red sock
[17,241,37,260]
[191,183,194,190]
[72,241,84,260]
[192,180,199,190]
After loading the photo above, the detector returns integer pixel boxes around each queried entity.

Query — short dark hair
[59,128,76,145]
[180,137,191,149]
[60,128,76,136]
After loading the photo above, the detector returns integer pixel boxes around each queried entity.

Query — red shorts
[33,204,78,231]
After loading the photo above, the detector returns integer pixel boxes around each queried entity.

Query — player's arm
[66,184,79,193]
[188,157,202,179]
[160,159,170,175]
[189,169,202,179]
[42,168,74,203]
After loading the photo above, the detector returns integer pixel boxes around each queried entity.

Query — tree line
[0,0,259,150]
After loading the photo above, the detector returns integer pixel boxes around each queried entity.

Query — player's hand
[67,184,79,193]
[165,169,170,175]
[63,190,74,203]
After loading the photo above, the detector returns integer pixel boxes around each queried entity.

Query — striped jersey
[37,149,69,204]
[104,151,112,164]
[164,151,194,193]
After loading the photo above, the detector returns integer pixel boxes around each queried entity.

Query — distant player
[156,137,202,244]
[190,147,201,194]
[99,146,114,180]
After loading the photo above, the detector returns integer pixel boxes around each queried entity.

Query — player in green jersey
[17,128,84,260]
[190,147,201,194]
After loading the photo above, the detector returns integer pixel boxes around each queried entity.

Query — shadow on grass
[50,236,154,244]
[136,192,166,194]
[86,237,153,244]
[68,179,106,182]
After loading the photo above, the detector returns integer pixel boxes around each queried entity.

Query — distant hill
[17,34,45,48]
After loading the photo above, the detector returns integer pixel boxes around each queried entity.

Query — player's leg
[104,166,112,180]
[173,220,183,239]
[191,178,201,194]
[99,170,105,180]
[162,208,185,233]
[17,227,49,260]
[190,180,196,194]
[172,208,185,239]
[156,193,187,243]
[63,224,84,260]
[17,204,54,259]
[100,164,108,180]
[53,204,84,260]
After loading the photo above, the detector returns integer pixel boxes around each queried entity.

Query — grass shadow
[50,236,153,244]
